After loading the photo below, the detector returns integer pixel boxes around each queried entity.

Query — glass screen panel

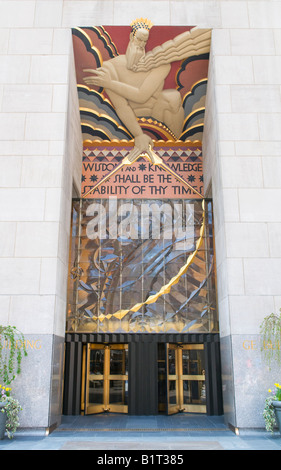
[67,199,218,334]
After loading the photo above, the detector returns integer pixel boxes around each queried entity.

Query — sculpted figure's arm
[84,63,170,104]
[109,92,153,155]
[84,63,154,155]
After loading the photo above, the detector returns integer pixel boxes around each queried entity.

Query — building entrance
[167,344,206,414]
[63,333,223,417]
[81,344,128,415]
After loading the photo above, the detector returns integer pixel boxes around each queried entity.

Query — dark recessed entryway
[63,333,223,417]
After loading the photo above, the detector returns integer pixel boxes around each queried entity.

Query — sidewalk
[1,414,281,451]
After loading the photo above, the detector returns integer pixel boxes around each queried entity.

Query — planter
[0,402,7,440]
[273,401,281,433]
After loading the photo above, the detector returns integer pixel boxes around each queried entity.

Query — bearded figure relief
[83,19,211,161]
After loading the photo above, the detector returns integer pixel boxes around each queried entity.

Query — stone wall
[202,1,281,429]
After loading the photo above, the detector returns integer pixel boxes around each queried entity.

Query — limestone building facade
[0,0,281,433]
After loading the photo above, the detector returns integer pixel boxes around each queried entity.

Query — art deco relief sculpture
[67,22,217,334]
[84,18,211,163]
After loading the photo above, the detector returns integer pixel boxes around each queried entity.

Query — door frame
[166,343,206,415]
[81,343,128,415]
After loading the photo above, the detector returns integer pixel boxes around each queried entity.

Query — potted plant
[0,385,8,440]
[0,326,27,439]
[260,311,281,368]
[0,385,22,439]
[0,325,28,385]
[263,383,281,434]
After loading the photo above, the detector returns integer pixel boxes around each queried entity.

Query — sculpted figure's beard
[126,42,145,70]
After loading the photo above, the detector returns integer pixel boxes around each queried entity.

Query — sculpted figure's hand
[134,134,153,153]
[83,67,111,89]
[127,133,155,163]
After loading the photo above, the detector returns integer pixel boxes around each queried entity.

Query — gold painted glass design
[66,199,217,333]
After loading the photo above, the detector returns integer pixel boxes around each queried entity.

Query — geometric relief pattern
[82,145,203,199]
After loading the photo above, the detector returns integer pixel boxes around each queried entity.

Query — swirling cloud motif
[78,86,180,143]
[176,54,209,93]
[79,86,133,142]
[182,80,208,119]
[73,27,132,142]
[176,55,209,142]
[72,26,118,81]
[78,86,124,124]
[179,79,208,141]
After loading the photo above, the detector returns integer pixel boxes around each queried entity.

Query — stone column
[0,0,82,431]
[202,1,281,430]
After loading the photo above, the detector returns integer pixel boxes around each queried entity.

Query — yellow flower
[268,389,272,393]
[274,383,280,388]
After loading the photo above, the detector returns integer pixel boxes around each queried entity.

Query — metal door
[82,344,128,414]
[166,344,206,414]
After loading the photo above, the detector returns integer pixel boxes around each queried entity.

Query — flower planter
[0,402,7,440]
[273,401,281,433]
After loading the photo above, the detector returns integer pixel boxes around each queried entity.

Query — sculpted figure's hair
[130,18,153,36]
